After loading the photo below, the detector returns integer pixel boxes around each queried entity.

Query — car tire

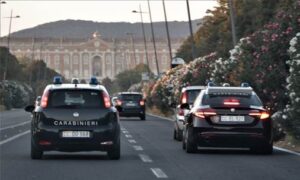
[186,127,197,153]
[140,114,146,120]
[107,138,121,160]
[251,143,273,155]
[177,130,183,141]
[31,140,43,160]
[173,129,177,140]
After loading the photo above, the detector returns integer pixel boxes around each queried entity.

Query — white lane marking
[122,130,129,134]
[139,154,153,163]
[150,168,168,178]
[128,139,137,144]
[147,113,173,122]
[133,145,143,151]
[0,121,30,131]
[0,130,30,146]
[125,134,132,138]
[274,146,300,156]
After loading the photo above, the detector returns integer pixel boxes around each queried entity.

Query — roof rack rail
[53,76,62,84]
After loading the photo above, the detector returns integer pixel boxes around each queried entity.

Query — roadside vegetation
[143,0,300,144]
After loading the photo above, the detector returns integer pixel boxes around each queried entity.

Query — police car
[181,83,273,154]
[25,77,120,160]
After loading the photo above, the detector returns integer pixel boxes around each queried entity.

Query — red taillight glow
[41,91,49,108]
[39,140,51,145]
[139,100,145,106]
[117,100,122,106]
[224,99,240,106]
[249,111,270,120]
[178,108,184,116]
[194,109,217,119]
[103,93,111,108]
[181,92,188,104]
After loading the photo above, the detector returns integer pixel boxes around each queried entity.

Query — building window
[84,69,89,77]
[73,69,79,76]
[64,70,70,79]
[73,55,79,64]
[83,53,89,65]
[64,54,70,65]
[54,55,60,69]
[162,55,167,65]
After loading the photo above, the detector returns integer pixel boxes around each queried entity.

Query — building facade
[4,32,183,80]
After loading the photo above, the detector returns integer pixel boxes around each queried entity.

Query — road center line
[139,154,153,163]
[133,145,143,151]
[0,130,30,146]
[150,168,168,178]
[0,121,30,131]
[128,139,137,144]
[125,134,132,138]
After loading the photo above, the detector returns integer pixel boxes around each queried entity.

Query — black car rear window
[187,90,201,104]
[201,94,262,107]
[48,89,104,108]
[119,94,142,101]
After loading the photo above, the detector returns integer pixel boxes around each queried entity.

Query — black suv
[181,83,273,154]
[115,92,146,120]
[25,77,120,160]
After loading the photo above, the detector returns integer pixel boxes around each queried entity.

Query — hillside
[10,19,202,39]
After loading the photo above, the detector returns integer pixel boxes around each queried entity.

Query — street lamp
[3,10,20,81]
[162,0,173,69]
[132,5,150,74]
[0,1,6,38]
[126,32,137,67]
[186,0,196,60]
[146,0,159,76]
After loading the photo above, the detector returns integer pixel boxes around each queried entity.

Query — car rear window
[187,90,201,104]
[120,94,142,101]
[48,89,104,108]
[201,94,262,107]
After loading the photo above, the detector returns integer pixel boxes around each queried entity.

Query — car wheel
[140,114,146,120]
[177,129,183,141]
[31,139,43,159]
[186,127,197,153]
[107,137,121,160]
[251,143,273,155]
[182,128,186,150]
[173,129,177,140]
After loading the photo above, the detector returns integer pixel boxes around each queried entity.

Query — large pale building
[3,32,183,80]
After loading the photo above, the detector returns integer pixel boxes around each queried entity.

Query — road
[1,109,300,180]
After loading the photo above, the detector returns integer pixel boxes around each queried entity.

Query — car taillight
[223,98,240,106]
[117,100,122,106]
[103,92,111,108]
[194,109,217,119]
[139,100,145,106]
[249,111,270,120]
[178,108,184,116]
[41,91,49,108]
[181,92,188,104]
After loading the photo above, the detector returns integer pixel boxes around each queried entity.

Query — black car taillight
[181,92,188,104]
[117,99,122,106]
[139,100,145,106]
[41,90,49,108]
[194,108,217,119]
[249,110,270,120]
[102,92,111,108]
[223,98,240,106]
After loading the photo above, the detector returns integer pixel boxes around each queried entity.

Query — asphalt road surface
[1,109,300,180]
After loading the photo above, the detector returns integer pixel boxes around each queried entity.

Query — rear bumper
[192,128,272,148]
[32,124,120,152]
[119,107,145,117]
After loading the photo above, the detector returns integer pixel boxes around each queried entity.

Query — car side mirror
[180,103,190,110]
[25,105,35,113]
[115,105,123,112]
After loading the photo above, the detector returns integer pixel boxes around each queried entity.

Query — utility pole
[147,0,159,76]
[0,1,7,38]
[228,0,237,46]
[162,0,173,69]
[186,0,196,60]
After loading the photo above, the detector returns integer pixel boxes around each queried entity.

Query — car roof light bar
[207,87,253,96]
[53,76,62,84]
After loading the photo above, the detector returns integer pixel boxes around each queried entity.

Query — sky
[0,0,218,37]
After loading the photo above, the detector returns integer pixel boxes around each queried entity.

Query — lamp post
[162,0,173,69]
[3,10,20,81]
[132,5,150,74]
[126,32,137,67]
[146,0,159,76]
[0,1,6,38]
[186,0,196,60]
[228,0,237,46]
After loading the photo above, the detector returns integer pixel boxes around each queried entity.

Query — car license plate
[62,131,90,138]
[126,102,136,107]
[221,116,245,122]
